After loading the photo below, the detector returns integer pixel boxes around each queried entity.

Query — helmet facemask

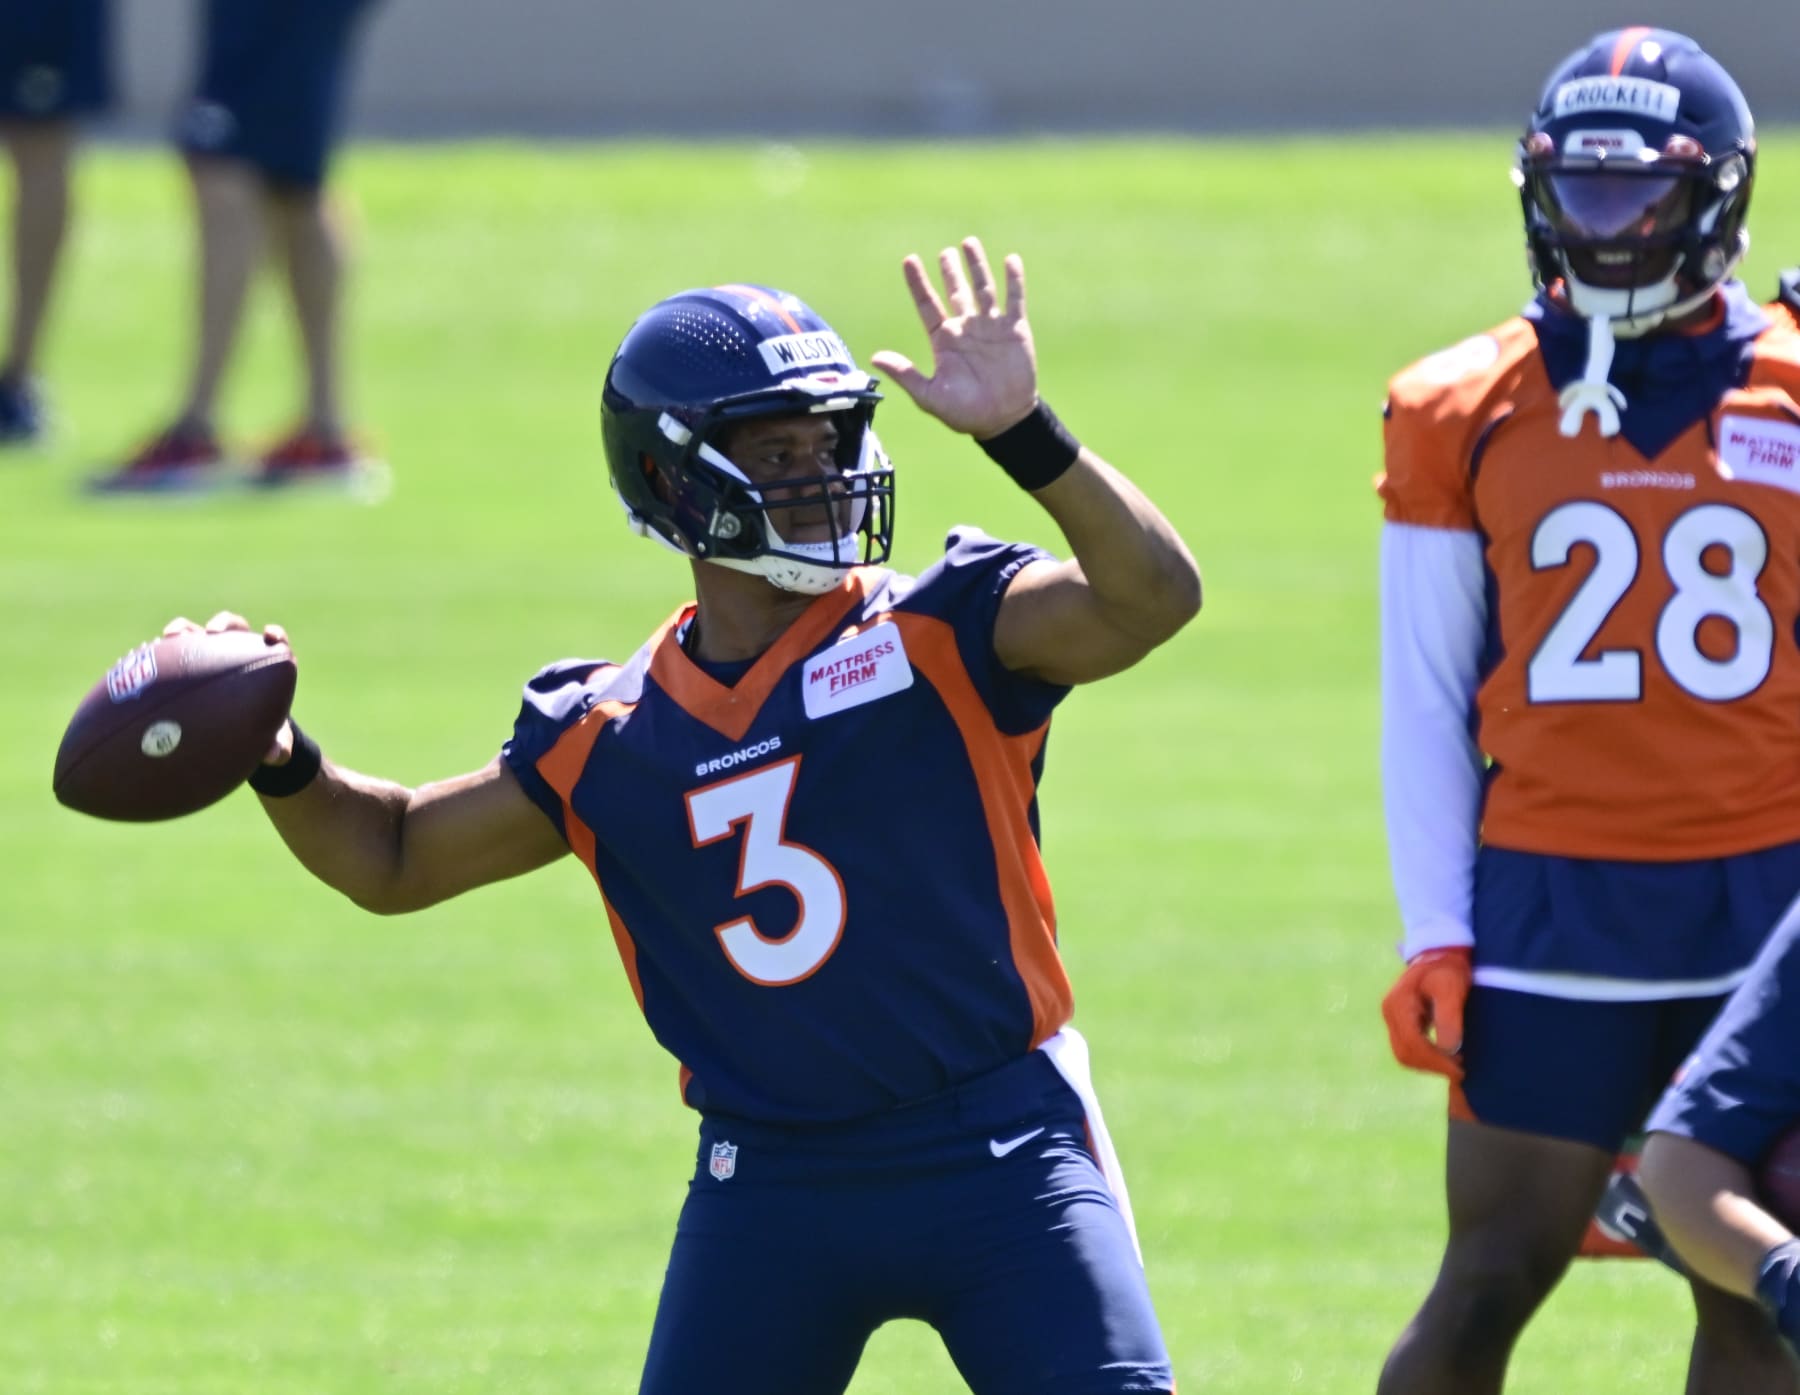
[1518,130,1752,337]
[625,391,895,597]
[602,286,894,588]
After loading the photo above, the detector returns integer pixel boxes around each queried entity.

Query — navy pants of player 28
[638,1048,1173,1394]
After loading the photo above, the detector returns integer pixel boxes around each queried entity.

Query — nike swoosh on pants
[989,1127,1046,1158]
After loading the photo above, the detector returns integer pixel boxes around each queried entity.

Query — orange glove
[1381,947,1472,1081]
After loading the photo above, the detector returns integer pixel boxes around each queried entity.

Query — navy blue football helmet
[1515,28,1754,329]
[601,285,893,595]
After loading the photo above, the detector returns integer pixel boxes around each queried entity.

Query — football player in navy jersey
[1640,899,1800,1365]
[171,237,1198,1394]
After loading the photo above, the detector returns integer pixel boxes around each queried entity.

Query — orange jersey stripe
[598,885,646,1013]
[537,697,646,1008]
[891,611,1072,1047]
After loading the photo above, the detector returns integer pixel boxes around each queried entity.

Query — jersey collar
[647,567,881,741]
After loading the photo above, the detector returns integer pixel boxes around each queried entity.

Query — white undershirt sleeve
[1380,521,1488,961]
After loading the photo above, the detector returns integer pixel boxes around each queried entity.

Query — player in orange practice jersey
[1377,29,1800,1395]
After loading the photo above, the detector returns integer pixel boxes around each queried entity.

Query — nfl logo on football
[106,644,158,703]
[709,1141,738,1182]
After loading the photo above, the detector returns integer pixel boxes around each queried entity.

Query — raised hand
[870,236,1038,440]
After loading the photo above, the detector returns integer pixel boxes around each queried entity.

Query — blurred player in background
[170,237,1198,1393]
[1376,28,1800,1394]
[96,0,384,491]
[1,0,112,446]
[1639,898,1800,1367]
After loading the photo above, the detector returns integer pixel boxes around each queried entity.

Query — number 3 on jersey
[684,756,848,986]
[1528,500,1773,703]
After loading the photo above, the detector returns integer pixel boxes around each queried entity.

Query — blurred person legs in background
[1,0,113,448]
[97,0,383,492]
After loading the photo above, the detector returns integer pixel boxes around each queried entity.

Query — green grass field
[6,135,1800,1393]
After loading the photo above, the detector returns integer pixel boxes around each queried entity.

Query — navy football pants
[638,1051,1173,1394]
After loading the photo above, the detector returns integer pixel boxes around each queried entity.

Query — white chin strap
[710,473,869,594]
[1557,312,1627,439]
[711,548,853,596]
[618,509,852,594]
[1556,235,1742,439]
[700,427,888,596]
[1557,263,1687,439]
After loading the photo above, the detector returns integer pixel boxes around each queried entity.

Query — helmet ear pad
[640,451,677,508]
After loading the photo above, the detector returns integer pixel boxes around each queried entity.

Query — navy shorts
[638,1050,1172,1395]
[1460,986,1729,1152]
[0,0,112,119]
[1458,843,1800,1151]
[176,0,379,189]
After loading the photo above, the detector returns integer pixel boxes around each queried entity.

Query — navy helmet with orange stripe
[1515,28,1753,333]
[601,285,893,596]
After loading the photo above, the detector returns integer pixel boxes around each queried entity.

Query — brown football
[1761,1124,1800,1232]
[53,630,297,821]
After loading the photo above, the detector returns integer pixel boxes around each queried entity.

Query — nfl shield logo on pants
[709,1141,738,1181]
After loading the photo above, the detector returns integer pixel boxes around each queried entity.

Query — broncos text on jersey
[1381,283,1800,861]
[502,530,1075,1124]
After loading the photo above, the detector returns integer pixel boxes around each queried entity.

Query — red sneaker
[88,424,226,493]
[253,428,364,483]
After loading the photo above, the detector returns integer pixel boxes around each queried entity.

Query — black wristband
[249,720,322,797]
[976,400,1081,491]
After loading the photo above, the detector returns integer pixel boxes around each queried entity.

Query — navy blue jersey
[1646,898,1800,1166]
[503,530,1074,1124]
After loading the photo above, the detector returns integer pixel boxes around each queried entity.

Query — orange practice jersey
[1381,288,1800,860]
